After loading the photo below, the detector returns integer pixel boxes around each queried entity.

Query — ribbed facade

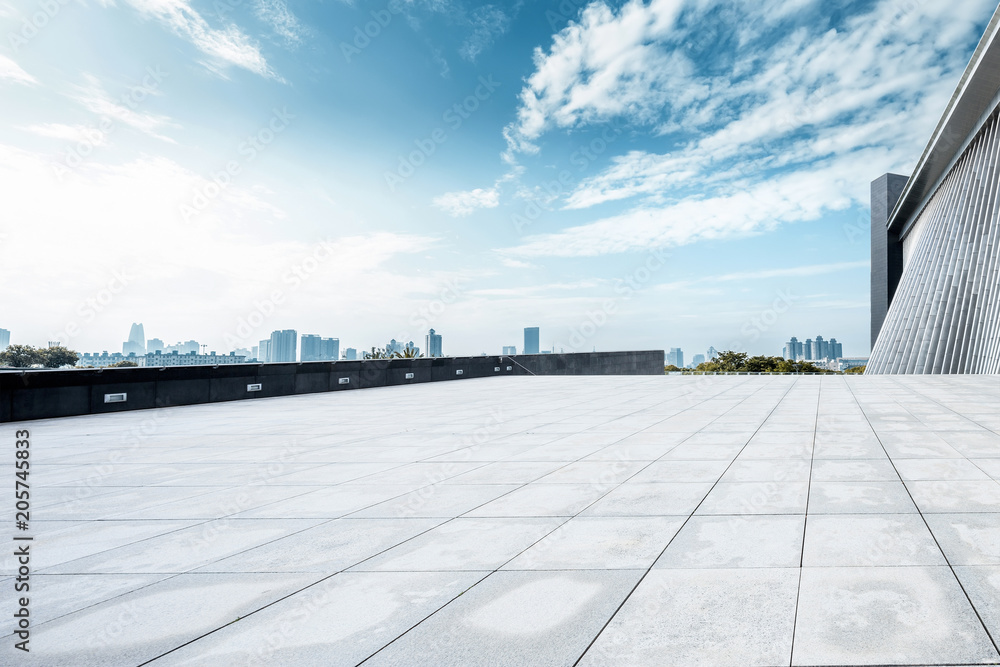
[868,108,1000,374]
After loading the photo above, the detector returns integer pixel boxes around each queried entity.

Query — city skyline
[3,2,996,358]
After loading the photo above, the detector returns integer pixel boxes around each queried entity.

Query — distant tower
[707,346,719,361]
[524,327,540,355]
[425,329,443,358]
[269,330,298,363]
[0,328,9,350]
[123,323,146,356]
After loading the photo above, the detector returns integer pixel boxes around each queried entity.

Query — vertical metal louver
[868,110,1000,374]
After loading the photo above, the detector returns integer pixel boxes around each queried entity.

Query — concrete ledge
[0,350,664,422]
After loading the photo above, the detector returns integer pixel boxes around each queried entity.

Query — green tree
[39,346,79,368]
[844,365,866,374]
[713,351,749,372]
[0,344,41,368]
[392,347,423,359]
[107,360,139,368]
[364,347,390,360]
[664,364,684,373]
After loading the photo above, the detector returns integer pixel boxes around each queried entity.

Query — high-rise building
[783,337,804,360]
[344,348,357,361]
[524,327,540,355]
[692,354,706,367]
[123,323,146,356]
[258,339,271,363]
[269,330,297,363]
[386,339,404,356]
[707,346,719,361]
[147,338,164,354]
[301,335,340,362]
[667,348,684,367]
[425,329,443,358]
[870,7,1000,374]
[0,328,9,350]
[502,345,517,355]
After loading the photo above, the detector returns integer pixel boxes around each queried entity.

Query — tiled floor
[2,375,1000,666]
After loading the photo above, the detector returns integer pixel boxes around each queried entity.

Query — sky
[0,0,996,360]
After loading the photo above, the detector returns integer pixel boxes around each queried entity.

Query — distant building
[425,329,443,358]
[123,323,146,356]
[142,351,247,367]
[0,328,9,350]
[78,352,141,367]
[258,339,271,363]
[234,347,252,360]
[667,348,684,367]
[147,338,164,354]
[386,339,404,356]
[251,345,259,361]
[403,341,419,357]
[502,346,517,355]
[301,335,340,362]
[165,340,199,355]
[839,357,869,371]
[785,336,843,362]
[524,327,540,355]
[269,330,297,363]
[707,346,719,361]
[47,341,60,348]
[692,354,706,367]
[344,348,357,361]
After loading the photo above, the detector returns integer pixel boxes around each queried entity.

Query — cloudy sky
[1,0,996,359]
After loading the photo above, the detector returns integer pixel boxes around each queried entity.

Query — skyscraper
[322,338,340,361]
[258,339,271,363]
[147,338,164,354]
[783,337,804,360]
[425,329,443,358]
[0,328,10,351]
[123,323,146,356]
[707,346,718,361]
[667,348,684,367]
[502,345,516,355]
[524,327,540,355]
[692,354,706,367]
[269,330,297,363]
[344,348,357,361]
[300,334,322,362]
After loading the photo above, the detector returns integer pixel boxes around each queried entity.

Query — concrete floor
[2,375,1000,666]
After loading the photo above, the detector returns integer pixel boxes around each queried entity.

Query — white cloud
[432,187,500,216]
[499,0,997,256]
[0,54,37,86]
[69,74,176,142]
[19,123,109,146]
[460,4,516,62]
[255,0,306,45]
[109,0,278,79]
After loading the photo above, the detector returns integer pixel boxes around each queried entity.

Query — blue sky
[1,0,996,359]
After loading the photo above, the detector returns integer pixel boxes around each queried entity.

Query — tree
[0,345,41,368]
[844,365,866,374]
[392,347,423,359]
[664,365,684,372]
[107,360,139,368]
[713,351,749,372]
[39,346,79,368]
[363,347,390,360]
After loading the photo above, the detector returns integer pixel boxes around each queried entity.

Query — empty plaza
[3,375,1000,666]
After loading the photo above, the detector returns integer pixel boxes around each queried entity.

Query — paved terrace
[3,375,1000,666]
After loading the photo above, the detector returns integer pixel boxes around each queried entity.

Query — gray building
[123,322,146,356]
[524,327,540,355]
[784,336,842,362]
[667,348,684,367]
[0,328,9,350]
[425,329,443,358]
[258,339,271,363]
[301,335,340,362]
[268,330,297,363]
[344,348,358,361]
[691,354,706,368]
[870,6,1000,373]
[502,345,517,355]
[142,351,247,367]
[147,338,164,354]
[165,340,199,355]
